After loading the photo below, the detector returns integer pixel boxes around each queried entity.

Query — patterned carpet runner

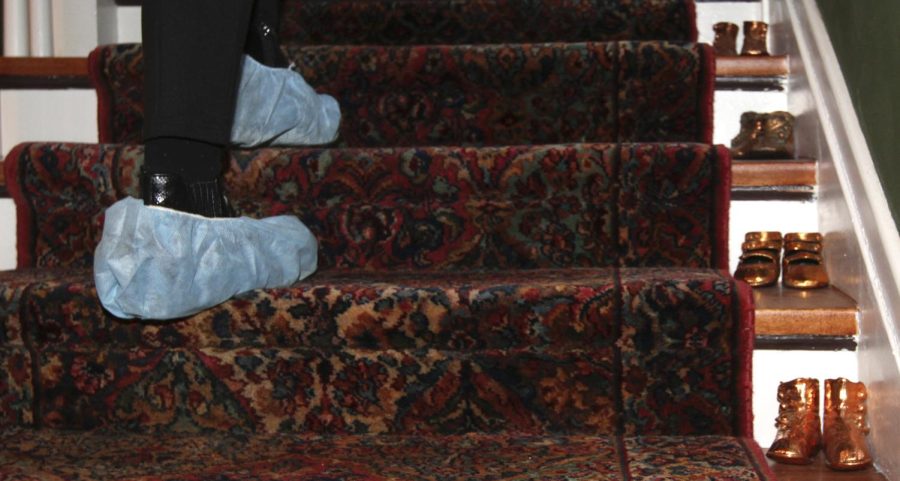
[0,430,775,481]
[279,0,698,45]
[0,1,779,478]
[5,142,730,270]
[1,267,752,435]
[89,41,715,145]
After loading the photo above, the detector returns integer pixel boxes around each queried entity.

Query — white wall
[0,1,134,271]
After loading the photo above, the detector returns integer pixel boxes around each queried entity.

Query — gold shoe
[741,21,769,56]
[714,22,739,56]
[824,378,872,471]
[782,232,829,289]
[767,378,821,464]
[730,111,795,159]
[734,232,782,287]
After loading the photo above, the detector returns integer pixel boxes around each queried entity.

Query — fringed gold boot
[767,378,821,464]
[824,378,873,471]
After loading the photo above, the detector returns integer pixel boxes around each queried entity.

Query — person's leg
[245,0,289,68]
[142,0,254,215]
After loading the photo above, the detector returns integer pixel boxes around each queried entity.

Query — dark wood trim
[0,57,91,89]
[754,335,857,351]
[716,77,786,91]
[731,186,816,201]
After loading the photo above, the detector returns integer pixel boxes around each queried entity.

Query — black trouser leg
[142,0,254,181]
[245,0,288,68]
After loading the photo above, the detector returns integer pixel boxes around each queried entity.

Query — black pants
[142,0,280,146]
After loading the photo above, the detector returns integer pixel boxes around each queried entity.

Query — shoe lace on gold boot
[767,378,821,464]
[824,378,872,470]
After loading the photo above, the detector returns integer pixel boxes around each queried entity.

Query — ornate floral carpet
[89,41,714,146]
[0,2,777,478]
[5,142,729,270]
[279,0,698,45]
[0,267,752,435]
[0,429,774,481]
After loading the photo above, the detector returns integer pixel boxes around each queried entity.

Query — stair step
[0,56,89,89]
[280,0,696,45]
[754,285,858,337]
[7,142,731,271]
[0,428,773,481]
[767,450,886,481]
[3,267,751,435]
[732,159,816,188]
[716,55,789,77]
[2,156,820,198]
[91,42,716,146]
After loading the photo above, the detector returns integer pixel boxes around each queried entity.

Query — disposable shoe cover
[231,55,340,147]
[94,197,317,320]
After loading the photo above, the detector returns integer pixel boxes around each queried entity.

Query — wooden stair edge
[1,159,819,198]
[716,55,789,77]
[0,54,787,84]
[0,56,90,89]
[753,285,858,337]
[767,450,886,481]
[732,159,817,187]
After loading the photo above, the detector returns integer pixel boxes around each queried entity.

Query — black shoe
[141,170,190,212]
[245,19,290,69]
[141,170,234,218]
[187,178,235,218]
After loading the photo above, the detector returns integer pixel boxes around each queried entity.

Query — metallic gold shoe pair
[767,378,872,471]
[730,111,795,159]
[713,21,769,56]
[734,232,829,288]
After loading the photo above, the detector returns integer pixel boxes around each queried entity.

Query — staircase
[0,1,780,479]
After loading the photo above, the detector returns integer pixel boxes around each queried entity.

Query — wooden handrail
[0,56,90,89]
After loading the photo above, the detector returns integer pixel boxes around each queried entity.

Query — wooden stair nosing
[732,159,816,187]
[753,285,858,337]
[716,55,789,77]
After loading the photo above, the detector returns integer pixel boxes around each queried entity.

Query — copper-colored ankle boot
[824,378,872,471]
[731,111,795,159]
[714,22,739,56]
[741,21,769,56]
[767,378,821,464]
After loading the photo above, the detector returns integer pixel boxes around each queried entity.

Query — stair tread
[0,428,772,481]
[754,285,857,337]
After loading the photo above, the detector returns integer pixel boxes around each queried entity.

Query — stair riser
[91,42,714,147]
[7,143,729,271]
[0,430,773,481]
[4,269,749,436]
[279,0,697,45]
[35,345,739,436]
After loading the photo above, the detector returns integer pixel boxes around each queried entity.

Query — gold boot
[824,378,873,471]
[741,21,770,56]
[767,378,821,464]
[713,22,739,56]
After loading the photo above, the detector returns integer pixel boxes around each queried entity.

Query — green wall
[817,1,900,227]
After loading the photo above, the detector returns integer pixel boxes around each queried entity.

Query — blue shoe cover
[94,197,317,320]
[231,55,341,147]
